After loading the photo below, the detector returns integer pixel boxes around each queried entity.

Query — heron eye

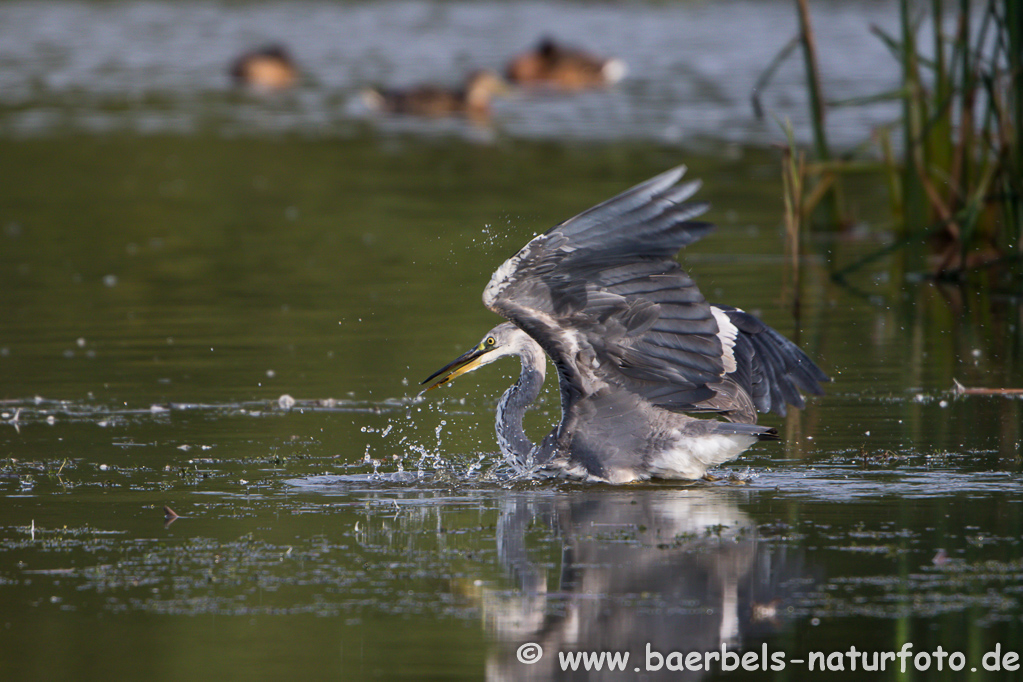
[486,337,496,346]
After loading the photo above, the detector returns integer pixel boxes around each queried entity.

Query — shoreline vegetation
[762,0,1021,285]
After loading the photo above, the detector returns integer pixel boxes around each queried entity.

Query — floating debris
[163,506,180,528]
[952,379,1023,396]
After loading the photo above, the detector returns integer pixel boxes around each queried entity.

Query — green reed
[766,0,1021,280]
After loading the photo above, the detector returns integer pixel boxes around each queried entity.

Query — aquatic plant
[763,0,1022,281]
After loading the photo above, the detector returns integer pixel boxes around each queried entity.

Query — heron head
[421,322,529,391]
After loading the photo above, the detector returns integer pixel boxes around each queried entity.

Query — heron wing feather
[714,305,829,416]
[485,166,827,421]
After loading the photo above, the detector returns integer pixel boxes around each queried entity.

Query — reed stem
[794,0,841,227]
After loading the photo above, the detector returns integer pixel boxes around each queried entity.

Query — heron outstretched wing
[482,166,826,422]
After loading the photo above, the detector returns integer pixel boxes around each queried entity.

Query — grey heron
[422,167,828,483]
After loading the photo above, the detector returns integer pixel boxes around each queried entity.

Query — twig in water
[952,379,1023,395]
[163,506,180,528]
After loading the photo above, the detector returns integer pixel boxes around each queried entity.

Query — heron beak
[421,344,491,391]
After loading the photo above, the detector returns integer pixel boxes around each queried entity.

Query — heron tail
[711,421,780,442]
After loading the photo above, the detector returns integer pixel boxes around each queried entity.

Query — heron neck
[495,343,546,464]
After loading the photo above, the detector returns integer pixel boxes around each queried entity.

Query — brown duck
[506,38,626,90]
[363,70,509,119]
[230,45,298,92]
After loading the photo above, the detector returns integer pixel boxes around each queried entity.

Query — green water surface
[2,0,1022,676]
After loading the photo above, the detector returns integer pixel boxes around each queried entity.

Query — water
[3,1,1023,680]
[1,0,912,146]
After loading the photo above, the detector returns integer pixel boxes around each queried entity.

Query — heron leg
[702,472,750,485]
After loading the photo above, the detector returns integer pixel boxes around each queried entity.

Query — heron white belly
[549,431,759,483]
[647,433,758,480]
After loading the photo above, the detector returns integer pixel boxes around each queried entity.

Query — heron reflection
[483,490,809,681]
[423,168,828,483]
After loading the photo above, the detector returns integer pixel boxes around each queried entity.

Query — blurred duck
[507,38,626,90]
[230,45,298,92]
[362,70,509,119]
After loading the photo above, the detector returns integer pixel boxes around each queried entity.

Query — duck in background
[506,37,626,91]
[230,45,298,92]
[362,70,509,119]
